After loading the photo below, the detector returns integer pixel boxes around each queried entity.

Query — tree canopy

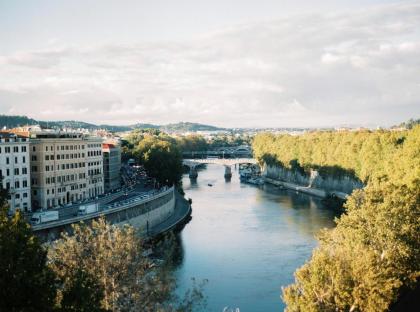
[253,127,420,311]
[0,190,57,312]
[48,218,206,312]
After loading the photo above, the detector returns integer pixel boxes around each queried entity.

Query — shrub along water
[253,126,420,311]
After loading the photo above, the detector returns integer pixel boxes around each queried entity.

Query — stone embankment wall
[264,165,363,196]
[117,191,175,233]
[34,187,176,242]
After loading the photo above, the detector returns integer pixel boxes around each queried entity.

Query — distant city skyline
[0,0,419,128]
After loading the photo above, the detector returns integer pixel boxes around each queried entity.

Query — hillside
[0,115,225,133]
[160,122,226,132]
[0,115,39,128]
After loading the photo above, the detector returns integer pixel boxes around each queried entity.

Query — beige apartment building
[29,131,104,210]
[87,137,104,198]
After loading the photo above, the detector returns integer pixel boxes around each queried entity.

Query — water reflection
[168,233,185,269]
[174,164,337,312]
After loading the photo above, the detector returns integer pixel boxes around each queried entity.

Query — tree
[176,135,208,152]
[280,126,420,311]
[0,191,57,312]
[133,135,183,187]
[59,269,105,312]
[48,218,178,312]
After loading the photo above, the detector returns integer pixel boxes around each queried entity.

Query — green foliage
[123,131,183,186]
[0,114,39,128]
[59,269,105,312]
[49,218,171,311]
[176,135,208,152]
[253,130,408,182]
[49,218,206,312]
[0,199,57,311]
[207,133,253,149]
[137,136,182,186]
[397,118,419,130]
[175,133,253,153]
[160,122,225,132]
[279,126,420,311]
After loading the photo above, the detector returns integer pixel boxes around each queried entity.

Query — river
[173,164,338,311]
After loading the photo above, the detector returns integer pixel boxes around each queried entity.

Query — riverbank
[263,177,348,200]
[147,191,192,238]
[33,187,192,242]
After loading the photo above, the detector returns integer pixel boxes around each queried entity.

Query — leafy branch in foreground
[49,217,206,312]
[0,201,57,311]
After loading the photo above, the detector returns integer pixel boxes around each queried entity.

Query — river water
[173,164,338,311]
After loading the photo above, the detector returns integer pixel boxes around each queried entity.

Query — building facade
[29,131,104,210]
[102,143,121,192]
[87,137,104,198]
[0,132,31,212]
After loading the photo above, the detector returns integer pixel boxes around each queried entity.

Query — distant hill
[0,115,39,128]
[0,115,226,133]
[130,123,160,130]
[160,122,226,132]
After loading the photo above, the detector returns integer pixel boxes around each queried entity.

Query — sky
[0,0,419,128]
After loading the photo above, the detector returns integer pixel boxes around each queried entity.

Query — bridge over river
[183,158,258,179]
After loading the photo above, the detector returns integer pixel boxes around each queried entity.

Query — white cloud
[0,2,419,127]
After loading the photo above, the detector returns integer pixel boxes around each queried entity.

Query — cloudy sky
[0,0,419,128]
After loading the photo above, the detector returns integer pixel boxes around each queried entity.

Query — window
[46,146,49,151]
[45,155,49,161]
[14,157,18,164]
[14,168,19,175]
[13,146,18,153]
[23,180,27,187]
[32,146,36,152]
[6,157,9,165]
[5,147,10,153]
[6,169,9,176]
[23,193,28,198]
[32,166,37,172]
[15,180,20,188]
[31,155,37,161]
[22,156,26,163]
[22,167,27,174]
[21,146,27,152]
